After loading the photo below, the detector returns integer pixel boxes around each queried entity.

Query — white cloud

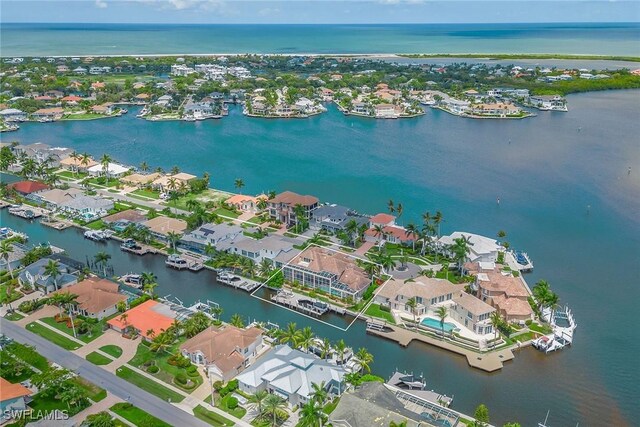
[95,0,108,8]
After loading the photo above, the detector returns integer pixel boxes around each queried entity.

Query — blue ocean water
[1,22,640,56]
[3,90,639,425]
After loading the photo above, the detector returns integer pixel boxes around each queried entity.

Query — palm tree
[44,259,62,291]
[319,337,332,359]
[3,280,18,311]
[141,271,157,286]
[299,400,326,427]
[94,251,111,277]
[310,381,328,405]
[168,318,182,338]
[435,306,448,338]
[230,313,244,328]
[335,339,348,364]
[297,326,314,353]
[80,152,91,171]
[146,328,156,340]
[247,389,268,414]
[451,234,473,274]
[490,311,503,345]
[143,281,158,297]
[150,331,173,352]
[355,347,374,373]
[234,178,245,194]
[278,322,301,347]
[293,203,305,233]
[396,203,404,223]
[406,297,418,324]
[166,231,181,252]
[60,385,85,409]
[387,199,395,214]
[140,161,149,172]
[405,222,418,251]
[0,240,15,279]
[262,394,287,427]
[100,154,112,180]
[185,199,201,213]
[344,219,359,247]
[258,258,273,278]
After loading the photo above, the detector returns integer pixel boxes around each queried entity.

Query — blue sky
[2,1,639,24]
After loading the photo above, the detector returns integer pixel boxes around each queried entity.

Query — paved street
[0,318,210,427]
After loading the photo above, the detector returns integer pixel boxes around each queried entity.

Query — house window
[416,297,423,304]
[431,298,437,305]
[467,311,473,319]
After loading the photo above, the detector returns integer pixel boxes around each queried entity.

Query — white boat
[533,306,576,354]
[0,227,28,241]
[84,230,108,241]
[120,273,143,288]
[166,254,188,269]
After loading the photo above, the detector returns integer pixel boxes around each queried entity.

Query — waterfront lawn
[212,207,240,219]
[193,405,235,427]
[527,322,553,335]
[40,316,105,343]
[86,351,112,365]
[116,366,185,403]
[111,402,172,427]
[364,303,395,324]
[86,219,106,230]
[217,394,247,418]
[130,188,160,200]
[86,177,120,188]
[26,322,82,350]
[128,340,202,392]
[100,344,123,358]
[512,331,536,342]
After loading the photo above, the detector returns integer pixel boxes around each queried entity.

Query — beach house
[267,191,319,227]
[438,232,502,264]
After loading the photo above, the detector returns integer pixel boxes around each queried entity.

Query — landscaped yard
[217,394,247,418]
[4,311,24,321]
[212,207,240,219]
[110,402,172,427]
[128,341,203,392]
[527,322,553,334]
[86,351,112,365]
[85,219,106,230]
[40,316,105,343]
[26,322,82,350]
[364,303,395,324]
[193,405,235,426]
[85,177,120,188]
[116,366,185,403]
[100,344,123,358]
[72,376,107,402]
[129,188,160,200]
[3,342,49,371]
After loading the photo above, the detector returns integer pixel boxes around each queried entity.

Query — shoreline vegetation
[399,53,640,62]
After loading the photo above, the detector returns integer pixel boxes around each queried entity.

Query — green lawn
[85,219,106,230]
[86,177,120,188]
[116,366,185,403]
[193,405,235,427]
[72,377,107,402]
[212,207,240,219]
[56,170,87,179]
[218,394,247,418]
[364,303,395,324]
[86,351,112,365]
[4,311,24,321]
[128,341,202,392]
[40,316,105,343]
[110,402,172,427]
[528,322,553,334]
[129,188,160,200]
[100,344,123,358]
[29,392,89,418]
[26,322,82,350]
[4,342,49,371]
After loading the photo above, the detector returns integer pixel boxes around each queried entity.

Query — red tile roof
[107,300,175,339]
[270,191,318,207]
[8,180,49,194]
[0,377,31,401]
[370,213,395,225]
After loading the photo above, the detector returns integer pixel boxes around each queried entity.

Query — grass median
[193,405,235,427]
[111,402,172,427]
[26,322,82,350]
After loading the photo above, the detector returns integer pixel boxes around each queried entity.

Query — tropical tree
[435,305,448,338]
[261,394,287,427]
[344,219,359,247]
[297,326,314,353]
[405,223,418,251]
[140,161,149,172]
[84,411,117,427]
[258,258,273,278]
[166,231,182,252]
[230,313,245,328]
[0,240,15,279]
[171,165,180,175]
[44,259,62,291]
[310,381,328,405]
[60,384,86,409]
[299,400,327,427]
[94,251,111,277]
[247,389,268,414]
[355,347,374,373]
[490,311,503,345]
[473,404,490,427]
[278,322,301,347]
[451,234,473,274]
[532,280,559,312]
[150,331,173,352]
[335,339,348,364]
[100,154,112,180]
[406,297,418,324]
[293,203,306,233]
[387,199,395,214]
[319,337,332,359]
[234,178,245,194]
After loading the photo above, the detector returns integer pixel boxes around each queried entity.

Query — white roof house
[87,162,130,177]
[236,345,346,406]
[438,231,502,263]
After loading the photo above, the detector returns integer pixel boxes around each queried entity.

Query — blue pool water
[421,317,457,333]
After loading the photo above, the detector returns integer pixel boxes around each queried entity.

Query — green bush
[226,396,238,409]
[175,372,187,385]
[379,304,391,312]
[213,380,224,391]
[525,319,533,326]
[147,365,159,374]
[227,379,238,391]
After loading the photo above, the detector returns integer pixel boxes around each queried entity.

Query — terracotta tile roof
[452,292,495,315]
[377,277,457,302]
[270,191,318,207]
[102,209,148,224]
[53,277,126,315]
[8,180,49,194]
[181,325,262,376]
[296,247,370,292]
[491,295,533,317]
[142,216,188,236]
[370,213,395,225]
[107,300,176,339]
[0,377,31,401]
[59,156,98,169]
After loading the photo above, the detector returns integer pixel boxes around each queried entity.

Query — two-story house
[267,191,319,227]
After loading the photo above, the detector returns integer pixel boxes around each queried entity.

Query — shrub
[227,379,238,391]
[525,319,533,326]
[147,365,159,374]
[213,380,224,391]
[379,304,391,312]
[226,396,238,409]
[175,372,187,385]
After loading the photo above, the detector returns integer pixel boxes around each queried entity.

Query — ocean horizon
[2,22,639,56]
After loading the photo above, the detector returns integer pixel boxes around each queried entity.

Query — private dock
[0,200,11,209]
[366,323,518,372]
[120,239,156,255]
[165,254,204,271]
[8,205,44,220]
[40,218,72,230]
[271,290,331,317]
[216,270,261,292]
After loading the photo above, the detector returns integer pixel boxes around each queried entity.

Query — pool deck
[366,323,519,372]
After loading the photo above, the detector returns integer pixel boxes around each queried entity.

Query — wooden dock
[366,323,517,372]
[40,218,72,230]
[8,205,44,219]
[0,200,11,209]
[121,244,156,256]
[216,273,261,292]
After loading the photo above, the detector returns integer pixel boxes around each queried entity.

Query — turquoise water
[421,317,457,333]
[2,90,639,425]
[1,23,640,56]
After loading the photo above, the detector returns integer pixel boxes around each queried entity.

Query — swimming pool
[420,317,457,333]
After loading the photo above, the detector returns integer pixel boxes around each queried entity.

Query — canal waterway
[1,90,639,426]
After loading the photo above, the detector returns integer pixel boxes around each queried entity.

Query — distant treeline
[399,53,640,62]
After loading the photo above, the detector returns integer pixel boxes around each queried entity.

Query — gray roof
[233,235,295,254]
[63,194,114,210]
[18,257,79,288]
[236,345,345,400]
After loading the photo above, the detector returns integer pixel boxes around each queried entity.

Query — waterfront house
[87,162,130,178]
[151,172,197,192]
[438,232,502,264]
[470,102,521,117]
[155,94,173,108]
[228,235,300,264]
[225,194,267,213]
[0,243,26,274]
[142,216,188,242]
[14,143,74,167]
[0,108,27,121]
[0,378,32,418]
[184,102,213,118]
[101,209,148,231]
[7,180,49,196]
[365,225,417,246]
[36,188,114,218]
[181,325,264,382]
[282,246,371,301]
[134,93,150,102]
[107,300,178,340]
[120,172,161,187]
[236,344,346,406]
[180,222,244,253]
[449,292,496,336]
[31,107,64,121]
[18,257,79,294]
[267,191,319,227]
[442,98,470,115]
[59,155,98,173]
[529,95,567,111]
[90,82,105,91]
[52,277,127,320]
[467,262,534,322]
[375,103,400,119]
[369,213,396,228]
[72,67,87,75]
[375,277,456,317]
[91,103,116,115]
[310,204,369,234]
